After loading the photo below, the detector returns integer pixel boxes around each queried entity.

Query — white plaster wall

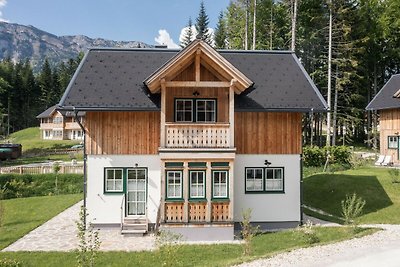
[86,155,161,224]
[234,154,301,222]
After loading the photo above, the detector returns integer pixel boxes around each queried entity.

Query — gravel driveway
[237,224,400,267]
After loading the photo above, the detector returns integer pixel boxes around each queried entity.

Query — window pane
[106,181,114,190]
[266,169,274,179]
[107,169,114,178]
[115,180,123,190]
[114,170,122,179]
[275,169,282,179]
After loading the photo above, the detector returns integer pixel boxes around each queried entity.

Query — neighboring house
[37,105,85,140]
[367,74,400,165]
[58,39,327,240]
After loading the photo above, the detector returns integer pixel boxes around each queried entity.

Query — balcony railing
[40,123,62,130]
[65,122,80,130]
[164,201,231,223]
[165,123,231,148]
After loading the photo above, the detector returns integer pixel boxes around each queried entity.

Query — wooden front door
[126,168,147,216]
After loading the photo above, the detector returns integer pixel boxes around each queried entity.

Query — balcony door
[126,168,147,216]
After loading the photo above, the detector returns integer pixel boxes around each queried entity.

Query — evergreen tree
[181,17,194,48]
[195,1,212,44]
[214,11,227,49]
[38,58,54,107]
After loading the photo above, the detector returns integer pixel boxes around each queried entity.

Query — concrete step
[122,224,147,230]
[121,229,147,235]
[123,218,147,225]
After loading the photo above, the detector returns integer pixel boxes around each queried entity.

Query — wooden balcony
[164,123,231,149]
[65,122,81,130]
[164,201,231,223]
[40,123,63,130]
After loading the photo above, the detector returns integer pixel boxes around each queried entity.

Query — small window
[388,136,398,149]
[53,117,62,124]
[246,168,264,192]
[213,170,228,198]
[105,168,123,192]
[196,100,216,122]
[175,99,193,122]
[265,168,284,191]
[166,170,182,199]
[189,170,205,199]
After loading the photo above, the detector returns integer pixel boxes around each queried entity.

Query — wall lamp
[193,91,200,96]
[264,160,271,167]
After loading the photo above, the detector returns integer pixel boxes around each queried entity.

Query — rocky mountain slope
[0,21,151,70]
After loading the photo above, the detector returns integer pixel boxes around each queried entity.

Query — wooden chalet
[58,39,327,241]
[37,105,85,140]
[367,74,400,165]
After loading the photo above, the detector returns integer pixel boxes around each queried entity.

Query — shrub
[156,230,183,267]
[298,220,320,245]
[240,208,259,256]
[0,174,83,199]
[0,258,21,267]
[303,145,352,168]
[341,193,366,225]
[388,169,400,184]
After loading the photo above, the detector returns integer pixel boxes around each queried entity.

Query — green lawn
[5,127,79,152]
[0,227,375,267]
[0,194,82,250]
[304,167,400,224]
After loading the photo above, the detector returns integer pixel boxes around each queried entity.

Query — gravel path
[237,224,400,267]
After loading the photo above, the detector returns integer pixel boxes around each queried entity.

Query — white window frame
[166,170,183,199]
[212,170,228,198]
[245,168,264,192]
[189,170,206,199]
[105,168,123,193]
[265,168,284,191]
[388,136,398,149]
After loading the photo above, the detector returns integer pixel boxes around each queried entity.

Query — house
[58,39,327,241]
[367,74,400,165]
[37,105,85,140]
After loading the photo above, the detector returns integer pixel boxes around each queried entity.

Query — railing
[120,194,125,233]
[65,122,80,130]
[165,123,231,148]
[164,201,231,223]
[0,164,83,174]
[40,123,63,130]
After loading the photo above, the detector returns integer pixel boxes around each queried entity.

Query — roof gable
[144,39,253,94]
[366,74,400,110]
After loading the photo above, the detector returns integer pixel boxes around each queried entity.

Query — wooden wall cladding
[379,109,400,163]
[85,111,160,155]
[235,112,302,154]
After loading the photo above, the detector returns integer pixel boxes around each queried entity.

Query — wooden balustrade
[164,202,184,223]
[65,122,81,129]
[165,123,230,148]
[188,202,207,222]
[211,202,230,222]
[164,201,231,223]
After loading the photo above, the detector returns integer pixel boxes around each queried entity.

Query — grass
[304,166,400,224]
[0,153,83,167]
[0,194,82,250]
[4,127,79,152]
[0,227,376,266]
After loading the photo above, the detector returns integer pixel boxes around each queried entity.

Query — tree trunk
[252,0,257,50]
[326,0,333,147]
[332,65,338,146]
[291,0,298,51]
[245,0,249,50]
[373,62,378,150]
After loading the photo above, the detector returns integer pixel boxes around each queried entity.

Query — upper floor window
[388,136,398,149]
[53,117,62,124]
[175,99,216,123]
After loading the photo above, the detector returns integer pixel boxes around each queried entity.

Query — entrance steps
[121,217,148,235]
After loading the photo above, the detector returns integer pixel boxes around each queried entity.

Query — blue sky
[1,0,230,47]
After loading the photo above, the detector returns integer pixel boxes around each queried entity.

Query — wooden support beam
[195,49,201,82]
[206,161,212,223]
[229,80,236,148]
[183,161,189,223]
[160,78,166,148]
[229,161,234,221]
[160,160,165,222]
[165,81,231,88]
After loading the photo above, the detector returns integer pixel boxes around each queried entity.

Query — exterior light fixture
[193,91,200,96]
[264,160,271,167]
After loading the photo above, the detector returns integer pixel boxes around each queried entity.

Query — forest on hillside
[0,0,399,149]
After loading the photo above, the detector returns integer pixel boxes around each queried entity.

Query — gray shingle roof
[37,105,85,118]
[366,74,400,110]
[59,48,327,112]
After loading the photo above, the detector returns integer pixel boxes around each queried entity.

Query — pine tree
[181,17,194,48]
[38,58,54,107]
[214,11,227,49]
[195,1,212,44]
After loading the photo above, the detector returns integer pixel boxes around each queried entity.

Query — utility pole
[326,0,333,147]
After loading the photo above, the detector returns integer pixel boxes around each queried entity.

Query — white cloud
[154,29,179,49]
[0,0,8,22]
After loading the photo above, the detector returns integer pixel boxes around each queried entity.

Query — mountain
[0,21,151,71]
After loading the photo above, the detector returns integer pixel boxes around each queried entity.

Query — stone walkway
[2,201,155,252]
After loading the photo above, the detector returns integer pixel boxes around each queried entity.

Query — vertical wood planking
[235,112,302,154]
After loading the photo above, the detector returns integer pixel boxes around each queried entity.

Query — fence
[0,164,84,174]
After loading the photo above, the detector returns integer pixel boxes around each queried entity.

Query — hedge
[303,145,352,167]
[0,174,83,199]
